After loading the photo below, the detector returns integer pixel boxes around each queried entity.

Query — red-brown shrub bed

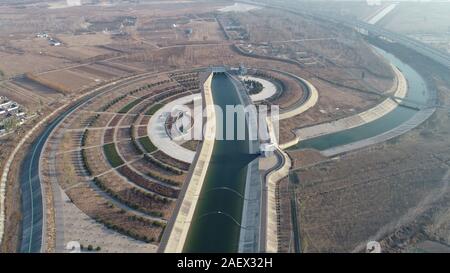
[94,174,174,219]
[139,115,151,126]
[152,151,190,171]
[103,128,115,143]
[66,185,164,243]
[117,165,179,198]
[137,126,148,137]
[108,115,122,127]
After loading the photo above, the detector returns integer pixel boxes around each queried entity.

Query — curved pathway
[148,94,201,163]
[239,75,277,102]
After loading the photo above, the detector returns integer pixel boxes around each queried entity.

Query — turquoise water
[290,48,429,151]
[183,73,257,253]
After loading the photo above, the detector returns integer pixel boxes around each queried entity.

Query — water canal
[183,72,257,252]
[290,47,430,151]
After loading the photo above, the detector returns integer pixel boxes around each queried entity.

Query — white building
[0,100,11,109]
[260,142,276,157]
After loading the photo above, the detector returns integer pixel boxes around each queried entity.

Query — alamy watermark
[165,98,279,144]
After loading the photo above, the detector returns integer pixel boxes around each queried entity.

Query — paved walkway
[148,94,201,163]
[239,75,277,102]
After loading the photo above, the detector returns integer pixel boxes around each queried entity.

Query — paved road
[19,97,93,253]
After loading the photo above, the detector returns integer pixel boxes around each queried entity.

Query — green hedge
[103,143,124,167]
[143,154,183,175]
[118,98,143,114]
[138,137,157,153]
[145,103,164,115]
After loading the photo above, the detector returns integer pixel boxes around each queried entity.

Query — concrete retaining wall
[263,118,292,253]
[264,147,291,253]
[279,76,319,120]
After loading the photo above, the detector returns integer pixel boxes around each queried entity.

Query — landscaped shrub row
[128,125,145,155]
[243,79,264,95]
[130,136,144,155]
[144,88,191,116]
[147,170,180,187]
[176,80,199,90]
[117,165,179,198]
[145,103,164,116]
[98,78,181,114]
[118,98,144,114]
[99,94,127,112]
[128,79,172,96]
[138,136,157,153]
[152,86,187,102]
[130,124,136,139]
[152,151,190,171]
[170,76,199,90]
[107,115,122,127]
[92,177,168,218]
[131,111,141,124]
[252,72,286,102]
[81,149,93,176]
[103,128,115,143]
[103,143,124,168]
[81,129,88,147]
[143,154,184,175]
[86,114,100,128]
[168,72,199,82]
[91,214,158,243]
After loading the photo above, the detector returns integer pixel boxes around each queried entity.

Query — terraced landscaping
[45,71,202,249]
[138,137,157,153]
[103,143,124,167]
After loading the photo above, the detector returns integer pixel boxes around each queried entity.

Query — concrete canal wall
[161,73,216,253]
[280,64,407,149]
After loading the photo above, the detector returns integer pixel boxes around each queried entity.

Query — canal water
[183,72,257,252]
[290,47,429,151]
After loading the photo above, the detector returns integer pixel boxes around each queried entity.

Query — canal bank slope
[183,72,256,252]
[288,47,435,154]
[160,72,215,253]
[280,64,406,149]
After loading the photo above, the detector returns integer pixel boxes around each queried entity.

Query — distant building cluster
[0,96,27,135]
[36,32,62,46]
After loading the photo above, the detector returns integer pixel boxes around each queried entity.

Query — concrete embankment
[280,64,407,149]
[278,74,319,121]
[260,74,319,252]
[321,107,435,157]
[235,75,262,253]
[261,118,292,253]
[161,73,215,253]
